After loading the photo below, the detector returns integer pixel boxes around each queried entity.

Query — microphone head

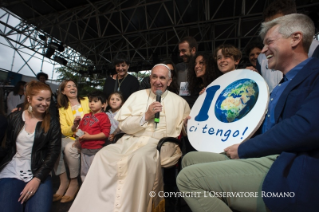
[156,90,163,96]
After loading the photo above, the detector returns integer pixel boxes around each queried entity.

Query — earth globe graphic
[215,79,259,123]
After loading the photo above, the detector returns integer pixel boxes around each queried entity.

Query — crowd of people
[1,0,319,211]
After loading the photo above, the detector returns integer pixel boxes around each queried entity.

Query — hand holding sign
[224,144,240,159]
[187,69,269,153]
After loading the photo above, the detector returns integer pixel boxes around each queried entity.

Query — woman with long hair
[187,52,222,107]
[0,80,61,211]
[54,80,90,203]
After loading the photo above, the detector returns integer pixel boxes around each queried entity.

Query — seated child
[76,91,111,182]
[105,92,124,142]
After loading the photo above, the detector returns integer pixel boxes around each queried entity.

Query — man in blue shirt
[177,13,319,212]
[256,0,319,93]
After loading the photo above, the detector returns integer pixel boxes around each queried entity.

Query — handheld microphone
[154,90,162,125]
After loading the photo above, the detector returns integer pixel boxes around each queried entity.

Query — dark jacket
[239,58,319,211]
[0,111,61,182]
[0,115,7,145]
[103,74,140,101]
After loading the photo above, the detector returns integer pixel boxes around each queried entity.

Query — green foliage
[130,71,151,82]
[55,63,105,96]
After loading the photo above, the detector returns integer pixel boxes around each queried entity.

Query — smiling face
[249,47,262,67]
[261,25,291,72]
[115,62,129,78]
[27,89,51,115]
[179,42,195,63]
[150,66,172,94]
[109,94,123,111]
[216,49,239,74]
[194,55,206,78]
[62,81,78,99]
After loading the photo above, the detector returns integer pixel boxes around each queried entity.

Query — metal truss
[0,8,92,77]
[1,0,319,73]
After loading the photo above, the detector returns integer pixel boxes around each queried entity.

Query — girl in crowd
[103,53,140,101]
[215,44,242,74]
[187,52,222,107]
[0,81,61,212]
[54,80,90,203]
[6,81,26,114]
[106,92,124,142]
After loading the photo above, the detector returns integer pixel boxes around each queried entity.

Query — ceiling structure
[1,0,319,74]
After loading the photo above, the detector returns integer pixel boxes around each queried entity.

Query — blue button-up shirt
[261,58,311,133]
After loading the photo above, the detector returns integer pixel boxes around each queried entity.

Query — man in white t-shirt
[176,36,197,107]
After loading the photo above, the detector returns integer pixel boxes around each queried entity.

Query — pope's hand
[145,101,162,121]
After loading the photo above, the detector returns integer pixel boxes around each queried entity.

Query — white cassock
[69,89,190,212]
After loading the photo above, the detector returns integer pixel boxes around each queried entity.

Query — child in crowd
[76,91,111,182]
[199,44,242,95]
[214,44,242,74]
[105,92,124,142]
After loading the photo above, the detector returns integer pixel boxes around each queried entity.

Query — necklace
[117,74,128,91]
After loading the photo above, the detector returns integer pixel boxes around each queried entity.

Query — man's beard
[183,54,191,63]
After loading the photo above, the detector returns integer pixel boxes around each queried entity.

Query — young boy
[76,91,111,182]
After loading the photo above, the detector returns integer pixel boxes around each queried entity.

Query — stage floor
[50,173,191,212]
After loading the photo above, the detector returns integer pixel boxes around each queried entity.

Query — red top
[78,112,111,149]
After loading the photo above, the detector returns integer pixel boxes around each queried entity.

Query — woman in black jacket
[0,80,61,212]
[103,54,140,101]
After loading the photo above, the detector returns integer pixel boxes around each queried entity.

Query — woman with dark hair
[244,41,263,72]
[103,54,140,101]
[6,81,26,114]
[0,80,61,212]
[187,52,222,108]
[140,60,179,94]
[54,80,90,203]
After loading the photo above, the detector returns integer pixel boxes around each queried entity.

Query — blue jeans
[0,176,52,212]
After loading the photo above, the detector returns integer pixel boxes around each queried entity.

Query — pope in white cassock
[69,64,190,212]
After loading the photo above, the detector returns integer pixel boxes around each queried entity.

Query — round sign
[187,69,269,153]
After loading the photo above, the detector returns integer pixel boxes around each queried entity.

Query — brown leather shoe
[60,188,79,203]
[53,194,63,202]
[60,195,75,203]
